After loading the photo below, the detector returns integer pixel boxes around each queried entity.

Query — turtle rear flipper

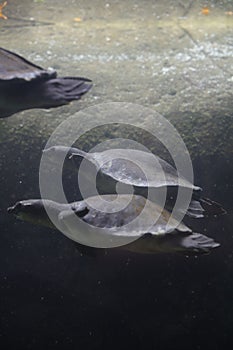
[198,197,226,216]
[183,199,205,218]
[183,197,226,219]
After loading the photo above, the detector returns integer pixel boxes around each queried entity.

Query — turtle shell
[70,147,200,190]
[0,47,56,83]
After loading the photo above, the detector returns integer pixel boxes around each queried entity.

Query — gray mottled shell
[89,149,200,190]
[70,194,191,235]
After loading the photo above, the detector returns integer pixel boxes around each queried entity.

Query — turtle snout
[7,201,23,214]
[42,146,55,154]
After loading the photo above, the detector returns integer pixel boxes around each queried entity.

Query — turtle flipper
[184,199,205,218]
[41,77,92,106]
[162,232,220,255]
[184,197,226,218]
[122,231,220,255]
[198,197,226,216]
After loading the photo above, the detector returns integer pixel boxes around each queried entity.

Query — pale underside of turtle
[43,145,225,218]
[7,195,220,255]
[0,47,92,118]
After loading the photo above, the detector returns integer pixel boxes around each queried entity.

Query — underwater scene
[0,0,233,349]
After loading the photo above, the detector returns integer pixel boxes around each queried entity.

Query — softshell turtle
[0,47,92,118]
[43,146,225,218]
[8,195,220,255]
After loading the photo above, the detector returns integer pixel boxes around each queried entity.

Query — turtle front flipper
[0,76,92,117]
[156,232,220,255]
[0,47,92,117]
[127,231,220,255]
[40,77,92,107]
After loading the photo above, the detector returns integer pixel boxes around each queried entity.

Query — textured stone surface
[0,0,232,201]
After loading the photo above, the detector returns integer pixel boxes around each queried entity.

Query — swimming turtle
[43,146,225,218]
[7,195,220,255]
[0,47,92,118]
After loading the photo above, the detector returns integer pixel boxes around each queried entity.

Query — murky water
[0,1,233,349]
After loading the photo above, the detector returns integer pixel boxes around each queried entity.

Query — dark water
[1,152,232,350]
[1,0,233,349]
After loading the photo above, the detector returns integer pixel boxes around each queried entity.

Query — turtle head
[42,145,79,165]
[43,145,72,159]
[43,145,87,170]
